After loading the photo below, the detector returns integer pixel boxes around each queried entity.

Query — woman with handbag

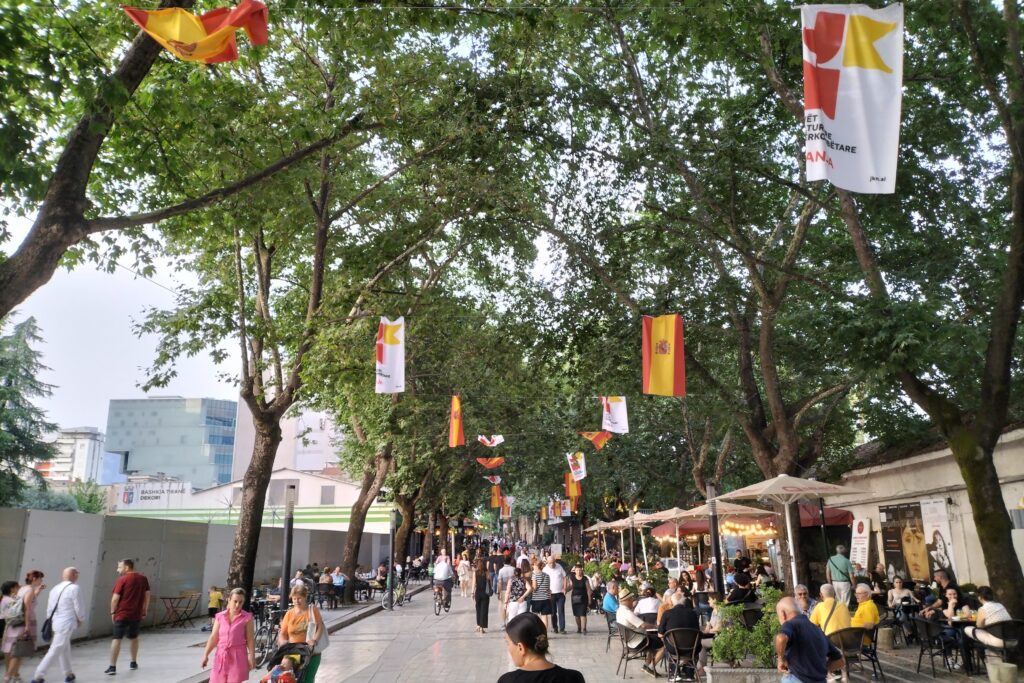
[3,571,43,683]
[201,588,255,683]
[278,584,325,683]
[567,564,591,634]
[471,558,492,634]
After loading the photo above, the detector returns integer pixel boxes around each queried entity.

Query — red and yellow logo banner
[564,472,581,498]
[490,485,502,508]
[539,505,548,520]
[476,457,504,469]
[448,395,465,447]
[123,0,268,64]
[642,314,686,397]
[579,431,612,450]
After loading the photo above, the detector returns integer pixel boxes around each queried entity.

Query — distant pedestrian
[472,559,492,634]
[498,612,585,683]
[29,567,84,683]
[201,588,255,683]
[826,545,854,607]
[4,570,44,683]
[203,586,224,632]
[458,552,472,598]
[106,558,150,675]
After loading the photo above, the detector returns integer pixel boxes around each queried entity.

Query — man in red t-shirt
[106,558,151,675]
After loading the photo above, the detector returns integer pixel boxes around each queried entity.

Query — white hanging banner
[374,316,405,393]
[921,498,958,583]
[801,3,903,193]
[600,396,629,434]
[850,517,871,569]
[566,451,587,481]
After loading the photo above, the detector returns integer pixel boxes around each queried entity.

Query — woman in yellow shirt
[278,584,325,682]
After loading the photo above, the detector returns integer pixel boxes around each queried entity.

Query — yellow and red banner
[564,472,582,498]
[476,457,504,469]
[490,485,502,508]
[375,316,405,393]
[540,505,548,521]
[579,431,612,450]
[500,498,511,519]
[553,500,562,518]
[123,0,268,64]
[448,395,464,447]
[569,496,580,513]
[642,314,686,397]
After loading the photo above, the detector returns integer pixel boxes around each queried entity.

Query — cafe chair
[663,628,702,683]
[861,625,887,682]
[829,627,871,680]
[602,609,618,653]
[971,619,1023,667]
[616,623,650,679]
[740,607,763,630]
[912,617,952,677]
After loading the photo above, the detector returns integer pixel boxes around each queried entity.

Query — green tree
[15,486,78,512]
[0,316,56,506]
[69,479,106,514]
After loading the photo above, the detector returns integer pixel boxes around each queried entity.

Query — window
[267,480,299,507]
[320,486,335,505]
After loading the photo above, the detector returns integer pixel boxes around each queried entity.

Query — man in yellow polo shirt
[851,583,880,645]
[810,583,851,635]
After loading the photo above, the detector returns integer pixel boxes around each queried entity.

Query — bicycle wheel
[253,624,273,666]
[382,591,392,610]
[434,592,442,616]
[443,594,451,612]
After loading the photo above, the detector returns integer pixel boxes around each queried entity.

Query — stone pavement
[10,583,995,682]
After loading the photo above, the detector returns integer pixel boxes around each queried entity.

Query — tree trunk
[340,445,393,602]
[393,496,415,568]
[226,418,282,597]
[950,429,1024,618]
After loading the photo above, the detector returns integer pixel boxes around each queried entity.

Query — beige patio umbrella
[602,517,650,569]
[713,474,866,584]
[634,508,693,566]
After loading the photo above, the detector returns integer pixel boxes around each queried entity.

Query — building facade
[231,403,341,480]
[35,426,116,483]
[105,397,237,490]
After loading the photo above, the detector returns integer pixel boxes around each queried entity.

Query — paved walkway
[9,584,998,682]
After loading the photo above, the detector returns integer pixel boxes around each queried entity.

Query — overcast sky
[4,217,239,431]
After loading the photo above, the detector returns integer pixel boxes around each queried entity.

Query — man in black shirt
[776,597,845,683]
[733,550,751,574]
[659,593,704,677]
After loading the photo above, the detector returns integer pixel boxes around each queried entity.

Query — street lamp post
[282,484,297,609]
[387,508,397,610]
[628,507,636,567]
[707,483,724,595]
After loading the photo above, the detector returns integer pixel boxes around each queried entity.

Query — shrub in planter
[711,587,783,668]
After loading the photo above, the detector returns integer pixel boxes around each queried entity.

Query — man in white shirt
[30,567,85,683]
[543,555,568,634]
[497,556,517,627]
[432,549,454,607]
[615,587,664,677]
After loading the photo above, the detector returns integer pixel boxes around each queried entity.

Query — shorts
[208,607,218,618]
[112,620,141,639]
[530,599,551,615]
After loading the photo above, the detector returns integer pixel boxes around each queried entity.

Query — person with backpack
[29,567,84,683]
[3,570,44,683]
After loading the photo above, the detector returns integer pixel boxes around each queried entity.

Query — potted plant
[707,587,783,683]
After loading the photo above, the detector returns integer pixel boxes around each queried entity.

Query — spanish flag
[553,500,562,518]
[569,496,580,513]
[476,457,504,469]
[564,472,581,498]
[500,498,511,519]
[123,0,268,64]
[448,395,464,447]
[490,485,502,508]
[579,431,612,450]
[642,314,686,397]
[540,505,548,521]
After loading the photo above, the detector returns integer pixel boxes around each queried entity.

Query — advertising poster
[878,504,907,582]
[849,517,871,569]
[921,498,957,583]
[895,502,929,581]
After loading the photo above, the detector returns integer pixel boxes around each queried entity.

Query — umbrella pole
[818,497,829,561]
[675,524,682,566]
[619,529,625,559]
[785,502,799,587]
[640,528,649,573]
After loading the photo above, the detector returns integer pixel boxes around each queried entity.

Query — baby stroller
[264,642,312,682]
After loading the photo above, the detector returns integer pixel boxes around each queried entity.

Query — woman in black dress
[567,564,592,634]
[497,612,585,683]
[472,558,492,634]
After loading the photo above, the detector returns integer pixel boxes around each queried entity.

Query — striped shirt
[531,571,551,601]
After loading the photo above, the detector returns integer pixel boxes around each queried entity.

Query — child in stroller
[262,643,311,683]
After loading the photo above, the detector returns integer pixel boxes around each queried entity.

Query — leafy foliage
[15,485,78,512]
[69,479,106,514]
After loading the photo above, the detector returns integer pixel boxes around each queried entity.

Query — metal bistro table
[159,593,199,628]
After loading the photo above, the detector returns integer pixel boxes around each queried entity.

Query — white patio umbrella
[635,508,691,565]
[713,474,866,584]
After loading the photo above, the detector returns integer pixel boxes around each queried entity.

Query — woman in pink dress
[201,588,255,683]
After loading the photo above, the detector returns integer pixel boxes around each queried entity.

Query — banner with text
[850,517,871,569]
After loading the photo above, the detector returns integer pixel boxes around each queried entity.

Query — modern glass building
[105,397,237,489]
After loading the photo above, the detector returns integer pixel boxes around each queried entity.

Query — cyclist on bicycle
[433,548,454,607]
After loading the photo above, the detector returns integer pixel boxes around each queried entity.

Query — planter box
[705,666,783,683]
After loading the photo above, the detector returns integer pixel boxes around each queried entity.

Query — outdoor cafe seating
[615,622,651,679]
[662,628,702,683]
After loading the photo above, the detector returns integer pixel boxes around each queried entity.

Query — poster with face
[921,498,957,583]
[896,503,930,581]
[878,504,908,582]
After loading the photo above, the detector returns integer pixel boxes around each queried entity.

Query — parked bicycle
[251,598,283,666]
[381,569,412,609]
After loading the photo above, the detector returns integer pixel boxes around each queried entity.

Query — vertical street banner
[448,395,464,447]
[642,314,686,396]
[878,504,907,582]
[490,485,502,508]
[560,500,572,518]
[921,498,958,583]
[801,4,904,193]
[375,316,405,393]
[566,451,587,481]
[540,505,548,521]
[600,396,629,434]
[850,517,871,569]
